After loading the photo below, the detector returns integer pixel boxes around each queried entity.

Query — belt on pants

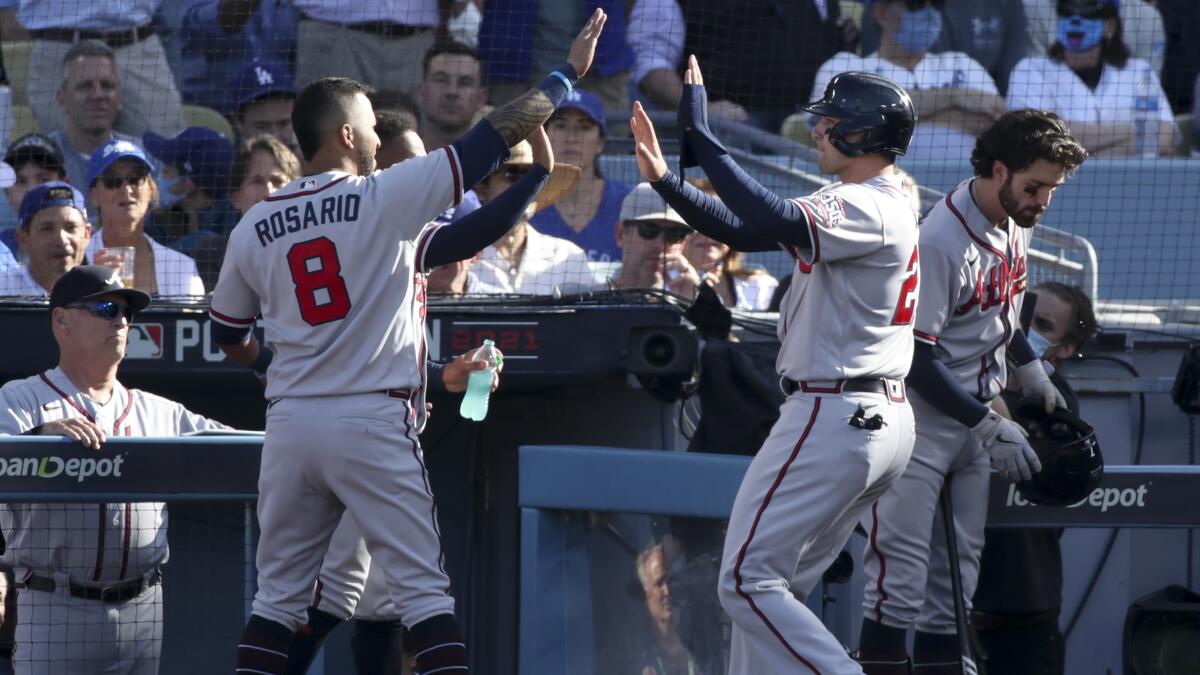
[302,15,432,38]
[19,567,162,603]
[782,377,906,402]
[31,23,154,48]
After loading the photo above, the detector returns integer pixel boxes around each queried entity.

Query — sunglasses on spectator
[66,300,135,321]
[99,171,150,190]
[631,221,691,243]
[900,0,943,9]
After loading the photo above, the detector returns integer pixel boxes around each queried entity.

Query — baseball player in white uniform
[284,125,558,675]
[855,110,1088,675]
[0,265,229,674]
[210,12,608,675]
[634,61,920,674]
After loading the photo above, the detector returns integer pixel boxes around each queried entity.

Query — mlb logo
[300,179,317,190]
[126,324,163,359]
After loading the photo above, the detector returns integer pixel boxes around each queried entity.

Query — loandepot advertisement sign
[988,469,1200,527]
[1003,482,1149,512]
[0,455,125,482]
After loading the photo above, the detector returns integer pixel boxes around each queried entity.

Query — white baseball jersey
[0,367,227,581]
[774,173,920,382]
[209,148,464,425]
[913,179,1030,401]
[1007,56,1174,127]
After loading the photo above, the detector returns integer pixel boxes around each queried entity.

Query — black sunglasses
[633,221,691,244]
[66,300,135,321]
[99,172,150,190]
[901,0,943,9]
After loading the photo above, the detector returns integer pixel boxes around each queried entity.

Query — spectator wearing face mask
[811,0,1005,162]
[972,281,1098,675]
[141,127,235,245]
[1007,0,1177,157]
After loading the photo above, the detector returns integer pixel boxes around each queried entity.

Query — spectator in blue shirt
[227,59,297,148]
[179,0,298,114]
[530,89,631,263]
[13,0,185,137]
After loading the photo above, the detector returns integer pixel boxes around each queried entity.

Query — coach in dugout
[0,265,230,674]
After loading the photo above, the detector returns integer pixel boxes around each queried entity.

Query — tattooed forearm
[486,89,556,147]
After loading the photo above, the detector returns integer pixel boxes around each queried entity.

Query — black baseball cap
[3,133,65,174]
[50,265,151,313]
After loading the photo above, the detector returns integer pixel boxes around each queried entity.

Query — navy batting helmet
[1012,399,1104,506]
[802,72,916,157]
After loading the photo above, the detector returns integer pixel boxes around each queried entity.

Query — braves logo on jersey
[955,251,1027,316]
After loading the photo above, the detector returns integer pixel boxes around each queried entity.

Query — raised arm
[676,57,813,248]
[630,102,777,252]
[450,9,607,189]
[424,129,553,270]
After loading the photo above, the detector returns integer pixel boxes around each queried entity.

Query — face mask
[1027,329,1059,359]
[896,7,943,55]
[1056,16,1104,52]
[156,175,185,209]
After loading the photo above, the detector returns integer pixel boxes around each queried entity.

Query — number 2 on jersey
[287,237,351,325]
[891,247,919,325]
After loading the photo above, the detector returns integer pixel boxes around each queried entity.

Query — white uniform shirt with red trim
[775,173,920,382]
[913,178,1031,401]
[209,148,463,421]
[0,367,228,582]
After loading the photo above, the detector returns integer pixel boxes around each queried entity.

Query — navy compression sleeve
[650,172,778,252]
[423,166,550,271]
[678,84,812,248]
[1007,329,1038,366]
[450,121,512,191]
[907,341,991,428]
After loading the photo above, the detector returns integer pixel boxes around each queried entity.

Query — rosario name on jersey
[775,173,920,383]
[913,179,1031,401]
[209,147,464,407]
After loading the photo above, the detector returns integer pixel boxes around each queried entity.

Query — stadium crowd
[0,1,1186,674]
[0,0,1195,303]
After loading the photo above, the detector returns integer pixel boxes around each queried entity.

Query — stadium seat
[779,112,815,148]
[181,104,235,141]
[2,41,31,106]
[8,104,38,139]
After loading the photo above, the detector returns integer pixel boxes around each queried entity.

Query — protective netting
[0,0,1197,334]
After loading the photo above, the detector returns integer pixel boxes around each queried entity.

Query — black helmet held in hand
[803,72,916,157]
[1012,398,1104,506]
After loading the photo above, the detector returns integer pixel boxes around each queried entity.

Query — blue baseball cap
[18,181,87,226]
[230,60,296,114]
[87,139,153,188]
[143,127,235,199]
[556,89,607,135]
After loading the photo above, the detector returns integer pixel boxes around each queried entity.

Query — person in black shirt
[972,281,1098,675]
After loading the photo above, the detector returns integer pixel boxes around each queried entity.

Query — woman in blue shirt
[530,89,632,263]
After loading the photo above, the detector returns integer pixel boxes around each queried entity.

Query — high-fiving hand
[567,9,608,79]
[630,102,668,181]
